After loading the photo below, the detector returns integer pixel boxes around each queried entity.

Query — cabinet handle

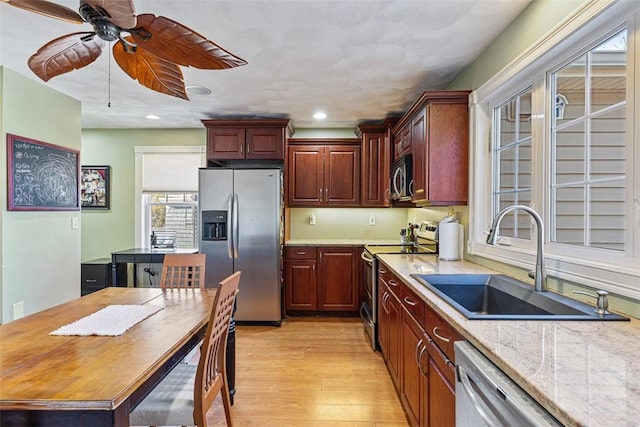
[403,296,417,306]
[388,279,398,287]
[296,251,307,255]
[240,143,244,154]
[433,327,450,343]
[379,268,387,274]
[414,339,423,366]
[417,344,428,375]
[246,143,249,153]
[85,279,98,283]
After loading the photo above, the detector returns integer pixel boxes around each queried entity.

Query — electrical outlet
[71,217,79,230]
[369,213,376,226]
[309,213,316,225]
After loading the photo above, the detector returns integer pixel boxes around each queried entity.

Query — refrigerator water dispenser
[202,210,227,240]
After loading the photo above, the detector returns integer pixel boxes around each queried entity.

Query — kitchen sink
[411,274,628,320]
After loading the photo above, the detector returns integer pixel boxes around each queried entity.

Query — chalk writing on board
[7,134,79,211]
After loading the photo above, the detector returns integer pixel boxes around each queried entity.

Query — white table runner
[50,304,164,336]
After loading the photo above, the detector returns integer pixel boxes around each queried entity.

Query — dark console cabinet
[81,258,126,296]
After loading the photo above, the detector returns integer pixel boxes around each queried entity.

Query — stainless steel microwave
[390,154,412,201]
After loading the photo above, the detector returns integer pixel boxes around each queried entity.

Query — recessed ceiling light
[186,85,212,96]
[313,112,327,120]
[145,114,160,120]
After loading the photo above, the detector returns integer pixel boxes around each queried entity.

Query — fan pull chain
[108,43,112,108]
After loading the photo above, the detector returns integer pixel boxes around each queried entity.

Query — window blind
[141,152,202,192]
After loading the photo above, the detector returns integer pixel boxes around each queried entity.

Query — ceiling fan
[1,0,247,99]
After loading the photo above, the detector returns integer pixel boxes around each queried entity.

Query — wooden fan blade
[83,0,136,29]
[2,0,83,23]
[28,33,103,82]
[113,37,188,100]
[131,14,247,70]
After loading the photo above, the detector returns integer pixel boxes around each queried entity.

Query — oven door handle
[361,250,374,264]
[359,302,374,326]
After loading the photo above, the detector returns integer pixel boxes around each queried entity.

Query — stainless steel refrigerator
[199,168,282,324]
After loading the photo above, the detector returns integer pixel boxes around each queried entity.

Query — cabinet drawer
[427,338,456,386]
[112,254,166,263]
[81,264,108,285]
[378,267,401,298]
[401,284,425,324]
[285,246,317,260]
[425,307,462,363]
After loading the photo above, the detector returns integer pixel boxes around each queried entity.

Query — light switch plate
[71,217,79,230]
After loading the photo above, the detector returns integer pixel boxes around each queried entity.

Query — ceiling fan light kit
[4,0,247,100]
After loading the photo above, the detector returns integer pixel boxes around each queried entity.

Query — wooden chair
[130,271,241,427]
[160,253,206,289]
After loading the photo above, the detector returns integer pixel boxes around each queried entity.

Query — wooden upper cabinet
[206,127,245,159]
[392,91,470,206]
[411,109,426,202]
[357,120,396,207]
[287,139,361,207]
[393,122,412,161]
[324,146,360,205]
[202,119,292,162]
[246,127,285,159]
[287,145,324,206]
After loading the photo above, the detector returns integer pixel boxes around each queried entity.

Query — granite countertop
[377,253,640,427]
[285,239,401,246]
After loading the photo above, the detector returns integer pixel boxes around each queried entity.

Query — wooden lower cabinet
[378,276,402,388]
[318,247,359,311]
[285,259,317,310]
[426,340,456,427]
[401,307,426,426]
[378,260,460,426]
[285,246,359,312]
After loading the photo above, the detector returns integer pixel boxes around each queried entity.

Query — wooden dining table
[0,287,217,426]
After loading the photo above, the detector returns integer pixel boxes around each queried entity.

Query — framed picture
[81,166,111,210]
[7,134,80,211]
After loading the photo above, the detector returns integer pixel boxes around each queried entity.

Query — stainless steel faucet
[486,205,547,292]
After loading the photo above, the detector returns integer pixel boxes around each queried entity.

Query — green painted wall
[447,0,585,90]
[80,129,205,262]
[1,67,82,323]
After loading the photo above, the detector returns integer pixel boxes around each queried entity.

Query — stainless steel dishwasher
[454,341,562,427]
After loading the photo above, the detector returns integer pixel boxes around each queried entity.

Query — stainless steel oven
[360,221,439,351]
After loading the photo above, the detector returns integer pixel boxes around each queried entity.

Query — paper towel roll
[439,223,463,261]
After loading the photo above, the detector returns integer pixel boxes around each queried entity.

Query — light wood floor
[206,316,409,426]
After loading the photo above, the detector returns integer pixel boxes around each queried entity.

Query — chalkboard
[7,134,80,211]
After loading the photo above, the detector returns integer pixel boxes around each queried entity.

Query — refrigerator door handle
[227,193,234,259]
[233,193,239,259]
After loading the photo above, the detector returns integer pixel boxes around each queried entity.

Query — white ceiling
[0,0,531,130]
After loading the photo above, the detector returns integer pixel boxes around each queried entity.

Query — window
[134,146,205,249]
[144,193,198,249]
[469,1,639,298]
[493,89,533,240]
[550,29,627,251]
